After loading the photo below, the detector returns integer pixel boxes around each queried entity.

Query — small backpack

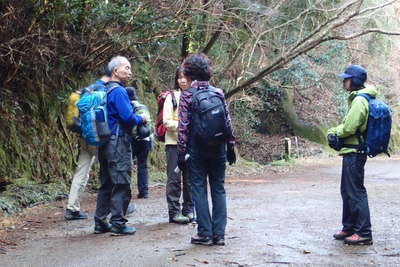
[77,84,118,146]
[190,86,230,145]
[345,93,392,157]
[358,93,392,157]
[65,90,83,133]
[155,91,177,142]
[65,83,106,134]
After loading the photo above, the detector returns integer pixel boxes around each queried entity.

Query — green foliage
[0,182,68,215]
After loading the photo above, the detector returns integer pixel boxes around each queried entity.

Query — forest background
[1,0,400,215]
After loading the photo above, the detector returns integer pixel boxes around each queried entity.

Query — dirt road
[1,157,400,267]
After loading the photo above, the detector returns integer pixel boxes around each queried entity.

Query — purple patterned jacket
[177,80,235,153]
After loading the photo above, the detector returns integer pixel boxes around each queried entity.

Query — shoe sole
[344,240,373,245]
[65,217,88,221]
[169,219,190,224]
[110,232,136,236]
[94,230,109,234]
[191,240,213,246]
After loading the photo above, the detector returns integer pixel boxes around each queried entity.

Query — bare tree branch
[328,28,400,41]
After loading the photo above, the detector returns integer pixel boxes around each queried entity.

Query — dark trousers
[166,145,193,217]
[341,153,372,237]
[132,139,151,196]
[189,143,227,237]
[95,132,132,228]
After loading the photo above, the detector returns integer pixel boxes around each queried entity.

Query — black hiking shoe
[191,235,213,246]
[94,221,112,234]
[333,230,354,240]
[110,225,136,236]
[213,235,225,246]
[65,209,88,220]
[344,234,373,245]
[169,213,190,224]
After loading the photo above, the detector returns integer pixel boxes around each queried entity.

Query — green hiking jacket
[328,85,378,155]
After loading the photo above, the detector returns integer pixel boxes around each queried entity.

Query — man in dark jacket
[328,64,374,245]
[94,56,146,235]
[178,53,236,246]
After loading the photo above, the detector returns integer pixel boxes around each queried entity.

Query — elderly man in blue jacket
[94,56,146,235]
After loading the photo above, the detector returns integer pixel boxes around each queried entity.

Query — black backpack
[190,86,230,145]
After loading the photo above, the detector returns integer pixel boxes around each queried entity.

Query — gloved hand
[327,133,342,151]
[177,151,187,171]
[227,143,236,165]
[327,133,336,146]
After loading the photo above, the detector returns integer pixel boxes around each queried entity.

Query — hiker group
[64,53,235,246]
[64,52,391,247]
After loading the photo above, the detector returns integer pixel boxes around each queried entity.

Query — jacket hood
[349,84,378,101]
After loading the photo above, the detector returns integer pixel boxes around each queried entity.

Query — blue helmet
[338,65,367,87]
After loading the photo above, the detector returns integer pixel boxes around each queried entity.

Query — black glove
[227,143,236,165]
[177,151,187,171]
[327,133,343,151]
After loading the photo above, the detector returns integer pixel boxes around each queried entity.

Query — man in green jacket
[327,65,374,245]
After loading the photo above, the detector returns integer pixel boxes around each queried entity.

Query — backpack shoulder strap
[356,93,375,101]
[170,91,178,110]
[80,87,92,94]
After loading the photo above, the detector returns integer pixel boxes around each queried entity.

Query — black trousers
[189,143,227,237]
[341,153,372,237]
[132,139,151,196]
[165,145,193,217]
[95,132,132,228]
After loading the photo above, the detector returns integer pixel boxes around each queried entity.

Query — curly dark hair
[182,53,212,81]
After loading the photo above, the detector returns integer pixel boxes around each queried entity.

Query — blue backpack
[77,84,118,146]
[357,93,392,157]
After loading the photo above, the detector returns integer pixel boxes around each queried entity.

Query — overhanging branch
[328,29,400,41]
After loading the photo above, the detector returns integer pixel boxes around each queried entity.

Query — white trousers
[67,139,97,211]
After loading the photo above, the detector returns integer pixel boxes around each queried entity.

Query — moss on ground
[0,182,68,215]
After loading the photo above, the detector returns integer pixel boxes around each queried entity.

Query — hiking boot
[110,225,136,236]
[169,213,190,224]
[191,234,213,246]
[65,209,88,220]
[213,235,225,246]
[184,212,196,223]
[126,203,136,215]
[333,230,354,240]
[344,234,373,245]
[94,221,112,234]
